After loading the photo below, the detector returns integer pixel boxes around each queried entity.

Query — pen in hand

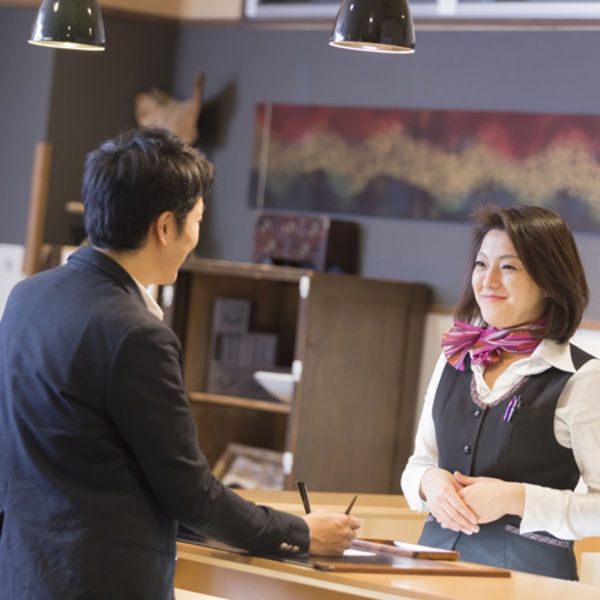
[297,482,360,555]
[345,495,357,515]
[296,480,312,514]
[297,480,358,516]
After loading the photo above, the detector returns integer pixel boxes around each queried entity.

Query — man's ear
[153,211,173,246]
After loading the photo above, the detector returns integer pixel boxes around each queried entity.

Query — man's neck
[94,247,155,288]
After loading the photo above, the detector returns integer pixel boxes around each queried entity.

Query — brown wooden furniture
[23,142,53,277]
[175,491,600,598]
[166,258,430,493]
[236,490,426,540]
[234,490,600,575]
[175,491,600,600]
[175,541,600,600]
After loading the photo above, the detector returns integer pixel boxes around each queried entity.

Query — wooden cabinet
[166,258,430,494]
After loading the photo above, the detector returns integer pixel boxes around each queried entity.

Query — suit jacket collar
[67,246,146,308]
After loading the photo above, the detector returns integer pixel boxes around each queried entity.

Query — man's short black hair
[83,128,215,251]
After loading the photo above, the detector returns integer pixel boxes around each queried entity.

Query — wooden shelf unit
[187,391,292,414]
[167,257,430,494]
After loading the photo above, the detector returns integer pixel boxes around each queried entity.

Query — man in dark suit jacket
[0,128,359,600]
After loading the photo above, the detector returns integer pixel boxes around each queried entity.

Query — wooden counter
[233,490,427,541]
[175,491,600,600]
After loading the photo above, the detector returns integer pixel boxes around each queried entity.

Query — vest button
[474,409,482,418]
[463,445,472,454]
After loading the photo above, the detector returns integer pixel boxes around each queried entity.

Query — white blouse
[401,339,600,540]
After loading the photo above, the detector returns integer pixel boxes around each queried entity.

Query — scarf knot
[442,320,545,372]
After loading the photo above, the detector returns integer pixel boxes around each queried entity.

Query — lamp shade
[29,0,105,51]
[330,0,415,54]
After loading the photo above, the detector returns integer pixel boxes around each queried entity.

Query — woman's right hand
[419,467,480,534]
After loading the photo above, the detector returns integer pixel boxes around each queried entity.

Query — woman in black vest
[402,204,600,580]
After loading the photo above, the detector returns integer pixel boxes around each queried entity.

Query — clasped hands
[420,467,525,535]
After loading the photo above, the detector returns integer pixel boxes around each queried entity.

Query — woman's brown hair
[455,204,589,343]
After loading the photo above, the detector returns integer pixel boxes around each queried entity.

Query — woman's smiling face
[472,229,546,330]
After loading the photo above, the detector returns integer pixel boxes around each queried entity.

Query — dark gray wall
[0,9,178,247]
[0,8,55,245]
[3,13,600,318]
[174,26,600,318]
[44,15,179,245]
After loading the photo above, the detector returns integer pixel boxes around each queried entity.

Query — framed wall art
[248,103,600,233]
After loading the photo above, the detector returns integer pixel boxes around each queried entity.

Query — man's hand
[420,467,479,534]
[454,471,525,523]
[303,508,361,556]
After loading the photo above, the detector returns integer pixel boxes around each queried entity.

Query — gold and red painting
[249,103,600,232]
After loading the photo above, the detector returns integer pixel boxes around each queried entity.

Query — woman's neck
[482,351,532,388]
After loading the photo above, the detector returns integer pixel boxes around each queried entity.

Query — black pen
[296,480,312,514]
[297,481,357,516]
[345,494,358,515]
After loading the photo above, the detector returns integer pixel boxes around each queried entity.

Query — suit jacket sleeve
[106,321,309,555]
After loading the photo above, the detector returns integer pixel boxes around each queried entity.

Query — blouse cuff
[520,483,558,535]
[401,464,433,513]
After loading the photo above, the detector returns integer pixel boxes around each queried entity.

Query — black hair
[456,204,589,343]
[83,128,215,251]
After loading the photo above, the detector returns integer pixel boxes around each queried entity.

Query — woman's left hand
[454,471,525,524]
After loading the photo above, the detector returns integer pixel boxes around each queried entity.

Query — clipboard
[296,538,509,577]
[311,557,511,577]
[352,538,460,560]
[284,539,511,577]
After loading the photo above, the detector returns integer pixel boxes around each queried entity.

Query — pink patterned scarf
[442,320,546,372]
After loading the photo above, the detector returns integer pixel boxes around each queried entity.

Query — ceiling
[0,0,244,21]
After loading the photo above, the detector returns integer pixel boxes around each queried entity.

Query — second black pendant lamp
[330,0,415,54]
[29,0,105,51]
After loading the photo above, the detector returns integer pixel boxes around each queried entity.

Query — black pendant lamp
[29,0,105,51]
[330,0,415,54]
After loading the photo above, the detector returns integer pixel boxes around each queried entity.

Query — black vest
[419,345,592,580]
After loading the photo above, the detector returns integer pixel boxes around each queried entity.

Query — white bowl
[253,371,295,404]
